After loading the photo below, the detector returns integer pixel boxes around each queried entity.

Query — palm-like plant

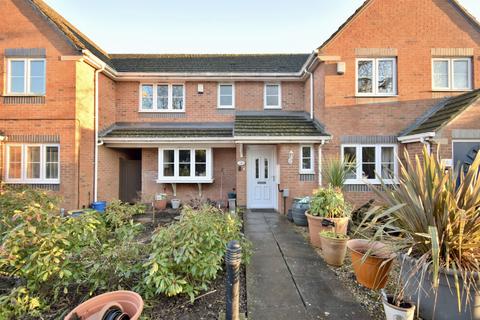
[323,155,355,189]
[358,147,480,310]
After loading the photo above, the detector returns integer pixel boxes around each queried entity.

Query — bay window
[356,58,397,96]
[300,145,314,174]
[341,145,397,184]
[158,148,213,182]
[140,84,185,111]
[6,144,60,184]
[7,58,46,95]
[432,58,472,91]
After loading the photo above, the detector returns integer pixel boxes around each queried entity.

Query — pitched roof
[101,122,234,139]
[109,54,310,73]
[400,89,480,137]
[318,0,480,51]
[234,112,329,137]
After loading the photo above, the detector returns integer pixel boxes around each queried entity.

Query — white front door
[247,146,277,209]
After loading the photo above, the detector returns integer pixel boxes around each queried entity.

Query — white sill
[5,180,60,185]
[264,106,282,109]
[355,94,398,98]
[299,171,315,175]
[345,179,398,185]
[3,94,46,97]
[431,89,472,92]
[217,106,235,109]
[138,109,185,113]
[157,178,214,184]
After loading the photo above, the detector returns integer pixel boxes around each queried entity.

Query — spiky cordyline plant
[323,155,355,189]
[357,147,480,310]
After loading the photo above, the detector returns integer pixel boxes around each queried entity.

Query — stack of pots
[305,213,349,248]
[292,198,309,226]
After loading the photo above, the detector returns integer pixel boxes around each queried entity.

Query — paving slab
[245,210,371,320]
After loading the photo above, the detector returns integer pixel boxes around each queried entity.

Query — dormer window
[7,59,46,95]
[356,58,397,96]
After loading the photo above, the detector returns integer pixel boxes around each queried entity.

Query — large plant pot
[305,213,348,248]
[154,199,167,210]
[319,234,348,266]
[347,239,395,290]
[382,294,415,320]
[400,254,480,320]
[64,290,144,320]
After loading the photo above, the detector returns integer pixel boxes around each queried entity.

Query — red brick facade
[1,0,480,210]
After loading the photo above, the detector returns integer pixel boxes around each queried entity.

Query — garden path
[245,210,371,320]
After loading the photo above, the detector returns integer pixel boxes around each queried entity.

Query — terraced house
[0,0,479,211]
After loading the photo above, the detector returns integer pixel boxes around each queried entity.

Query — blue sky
[44,0,480,54]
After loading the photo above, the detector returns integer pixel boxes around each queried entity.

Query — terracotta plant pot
[154,199,167,210]
[305,213,349,248]
[64,290,144,320]
[319,233,349,266]
[347,239,395,290]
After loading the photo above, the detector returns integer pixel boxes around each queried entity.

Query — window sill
[344,179,398,185]
[3,94,46,97]
[217,106,235,109]
[157,178,214,184]
[299,171,315,175]
[4,180,60,185]
[431,89,472,92]
[138,110,185,113]
[264,106,282,110]
[355,95,398,98]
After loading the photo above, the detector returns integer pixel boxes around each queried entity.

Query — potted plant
[306,187,350,248]
[381,289,415,320]
[171,198,181,209]
[322,156,354,189]
[319,231,349,267]
[154,193,167,210]
[359,147,480,320]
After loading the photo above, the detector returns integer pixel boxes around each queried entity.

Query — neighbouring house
[0,0,479,211]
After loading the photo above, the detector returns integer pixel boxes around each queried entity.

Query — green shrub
[140,205,251,300]
[0,287,44,320]
[309,187,351,218]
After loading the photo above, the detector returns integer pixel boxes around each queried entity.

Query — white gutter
[397,132,436,144]
[100,136,331,144]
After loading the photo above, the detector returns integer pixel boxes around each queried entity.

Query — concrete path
[245,210,371,320]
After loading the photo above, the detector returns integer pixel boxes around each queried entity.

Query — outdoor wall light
[288,150,294,165]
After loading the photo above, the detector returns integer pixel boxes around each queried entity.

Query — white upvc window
[157,148,213,183]
[299,145,314,174]
[264,83,281,109]
[5,144,60,184]
[341,144,397,184]
[218,83,235,108]
[432,58,472,91]
[7,58,46,95]
[140,84,185,112]
[356,58,397,96]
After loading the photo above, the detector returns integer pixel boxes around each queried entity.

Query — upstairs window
[300,145,314,174]
[356,58,397,96]
[432,58,472,91]
[264,83,281,109]
[218,84,235,108]
[158,148,212,183]
[6,144,59,184]
[342,144,397,184]
[140,84,185,112]
[7,59,46,95]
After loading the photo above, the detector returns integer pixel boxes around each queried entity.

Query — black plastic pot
[227,192,237,199]
[292,199,309,226]
[287,209,293,222]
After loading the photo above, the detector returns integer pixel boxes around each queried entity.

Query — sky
[43,0,480,54]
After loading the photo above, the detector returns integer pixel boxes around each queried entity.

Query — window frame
[157,147,213,183]
[6,58,46,96]
[355,57,397,97]
[5,144,60,184]
[217,83,235,109]
[264,83,282,109]
[299,145,315,174]
[139,83,185,112]
[341,144,398,185]
[431,58,472,91]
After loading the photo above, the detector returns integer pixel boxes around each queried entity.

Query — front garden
[0,187,250,319]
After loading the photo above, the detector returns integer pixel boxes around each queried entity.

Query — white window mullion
[356,146,362,181]
[190,148,195,178]
[174,149,179,177]
[375,146,381,183]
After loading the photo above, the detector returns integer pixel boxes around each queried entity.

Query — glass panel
[378,59,394,94]
[266,85,279,96]
[26,146,41,179]
[8,146,22,179]
[302,147,312,170]
[220,85,232,96]
[172,85,184,110]
[343,147,357,179]
[255,159,259,179]
[29,60,45,94]
[179,150,191,176]
[163,150,174,177]
[265,85,280,106]
[157,85,169,109]
[141,85,153,109]
[381,147,395,179]
[453,60,469,89]
[266,95,279,106]
[264,158,269,179]
[220,95,233,106]
[357,60,373,93]
[10,60,25,93]
[195,150,207,177]
[45,146,59,179]
[362,147,376,179]
[433,60,449,88]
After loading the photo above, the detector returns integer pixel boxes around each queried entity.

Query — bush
[309,187,351,218]
[140,205,251,300]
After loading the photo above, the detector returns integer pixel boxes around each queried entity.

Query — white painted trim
[299,145,315,174]
[432,58,472,91]
[246,145,278,210]
[355,57,397,97]
[139,83,186,112]
[157,147,213,183]
[101,136,331,144]
[451,139,480,169]
[397,132,436,143]
[6,58,46,95]
[217,83,235,109]
[264,83,282,109]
